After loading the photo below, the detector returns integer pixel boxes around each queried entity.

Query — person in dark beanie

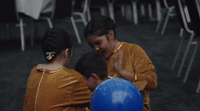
[22,28,92,111]
[84,16,157,111]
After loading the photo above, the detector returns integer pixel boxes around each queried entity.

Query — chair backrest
[53,0,73,18]
[162,0,175,9]
[40,0,56,19]
[74,0,89,13]
[115,0,131,4]
[174,0,193,33]
[185,0,200,37]
[0,0,18,23]
[82,0,90,14]
[90,0,107,7]
[137,0,155,4]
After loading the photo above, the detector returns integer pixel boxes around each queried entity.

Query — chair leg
[196,79,200,93]
[131,0,138,25]
[70,16,81,44]
[148,4,153,20]
[19,18,25,51]
[155,0,162,21]
[6,24,11,37]
[179,28,184,37]
[125,5,132,22]
[108,2,115,22]
[177,33,195,77]
[155,18,162,33]
[155,0,162,33]
[30,20,34,47]
[161,10,171,35]
[172,33,186,70]
[100,7,107,16]
[81,14,87,26]
[46,18,53,28]
[121,5,125,17]
[183,38,199,83]
[140,4,145,16]
[86,7,91,21]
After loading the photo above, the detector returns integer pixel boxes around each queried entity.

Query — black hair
[75,51,108,80]
[42,28,72,63]
[84,16,116,39]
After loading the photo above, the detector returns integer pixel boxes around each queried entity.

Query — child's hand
[113,49,134,82]
[113,49,124,74]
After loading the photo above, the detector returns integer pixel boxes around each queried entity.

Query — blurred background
[0,0,200,111]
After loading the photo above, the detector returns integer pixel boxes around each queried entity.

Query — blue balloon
[90,78,143,111]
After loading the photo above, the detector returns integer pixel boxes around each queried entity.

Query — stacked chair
[184,0,200,93]
[131,0,162,25]
[172,0,200,93]
[89,0,108,17]
[26,0,82,44]
[114,0,133,22]
[0,0,26,51]
[73,0,91,26]
[155,0,176,35]
[90,0,116,22]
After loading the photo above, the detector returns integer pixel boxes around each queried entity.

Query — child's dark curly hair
[75,51,108,80]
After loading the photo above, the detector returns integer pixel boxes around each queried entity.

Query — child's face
[86,35,114,60]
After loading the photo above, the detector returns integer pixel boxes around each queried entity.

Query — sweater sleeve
[131,44,157,90]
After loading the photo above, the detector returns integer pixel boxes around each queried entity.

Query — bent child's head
[42,28,72,66]
[84,16,116,39]
[75,51,108,91]
[83,16,119,60]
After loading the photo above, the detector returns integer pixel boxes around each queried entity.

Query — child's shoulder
[122,42,142,50]
[30,65,39,73]
[65,68,84,79]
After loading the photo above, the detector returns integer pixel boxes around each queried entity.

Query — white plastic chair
[131,0,162,25]
[184,0,200,93]
[31,0,82,44]
[172,0,196,78]
[130,0,138,24]
[73,0,91,26]
[0,0,26,51]
[155,0,176,35]
[89,0,115,22]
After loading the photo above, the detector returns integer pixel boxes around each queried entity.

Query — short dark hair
[75,51,108,80]
[42,28,72,62]
[84,16,116,39]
